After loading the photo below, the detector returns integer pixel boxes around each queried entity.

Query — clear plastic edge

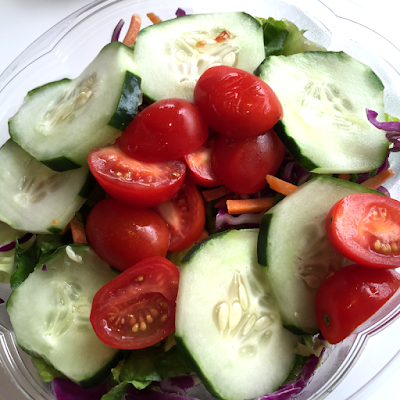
[1,0,400,399]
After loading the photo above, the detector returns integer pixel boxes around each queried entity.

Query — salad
[1,4,400,400]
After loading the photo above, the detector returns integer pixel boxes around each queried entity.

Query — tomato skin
[315,264,400,344]
[153,181,206,252]
[193,65,283,140]
[88,145,186,208]
[184,137,222,187]
[90,256,179,350]
[118,98,209,162]
[86,198,170,272]
[326,193,400,269]
[211,129,286,194]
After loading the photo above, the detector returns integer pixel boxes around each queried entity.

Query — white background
[0,0,399,399]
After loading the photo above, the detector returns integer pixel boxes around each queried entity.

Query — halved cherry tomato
[90,256,179,349]
[86,198,170,271]
[153,181,206,252]
[118,98,209,162]
[315,264,400,344]
[326,193,400,269]
[184,137,222,187]
[193,65,283,140]
[211,129,286,194]
[88,145,186,207]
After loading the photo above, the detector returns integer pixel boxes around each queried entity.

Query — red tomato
[88,145,186,208]
[86,198,170,272]
[184,137,222,187]
[153,181,206,252]
[211,129,286,194]
[315,264,400,344]
[326,193,400,269]
[193,65,283,140]
[118,98,209,162]
[90,256,179,349]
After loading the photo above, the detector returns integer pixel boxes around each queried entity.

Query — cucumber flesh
[176,229,299,400]
[257,176,382,334]
[6,245,120,387]
[0,140,92,234]
[9,42,140,170]
[132,12,265,103]
[258,51,389,173]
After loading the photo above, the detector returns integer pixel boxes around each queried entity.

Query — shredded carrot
[60,223,71,235]
[338,174,351,181]
[226,197,275,215]
[147,12,162,24]
[202,186,233,202]
[214,193,236,209]
[123,14,142,46]
[360,169,395,190]
[70,216,88,244]
[266,175,298,196]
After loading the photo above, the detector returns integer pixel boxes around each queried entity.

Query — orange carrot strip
[202,186,233,202]
[123,14,142,46]
[226,197,275,215]
[266,174,298,196]
[214,193,236,208]
[147,12,162,24]
[360,169,395,190]
[70,216,88,244]
[338,174,351,181]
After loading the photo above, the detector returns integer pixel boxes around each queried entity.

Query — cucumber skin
[108,71,141,131]
[40,156,81,172]
[273,121,319,172]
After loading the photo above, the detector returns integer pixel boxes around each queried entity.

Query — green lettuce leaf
[31,357,65,382]
[256,17,326,56]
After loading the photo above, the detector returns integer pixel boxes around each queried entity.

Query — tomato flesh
[326,193,400,268]
[90,256,179,350]
[88,145,186,207]
[86,198,170,272]
[194,65,283,140]
[315,264,400,344]
[211,129,286,194]
[153,180,206,252]
[118,98,209,162]
[184,137,222,187]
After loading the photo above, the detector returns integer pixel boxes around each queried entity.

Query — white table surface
[1,0,400,399]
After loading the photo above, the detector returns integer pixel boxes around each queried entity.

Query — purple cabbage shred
[175,8,186,17]
[42,265,47,271]
[111,19,125,42]
[366,109,400,152]
[159,376,197,395]
[52,377,108,400]
[0,298,4,305]
[126,385,197,400]
[0,240,16,252]
[215,208,264,229]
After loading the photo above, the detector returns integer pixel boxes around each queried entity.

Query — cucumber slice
[257,176,382,334]
[7,245,121,388]
[258,51,389,173]
[176,229,299,400]
[0,140,92,234]
[9,42,140,171]
[132,12,265,103]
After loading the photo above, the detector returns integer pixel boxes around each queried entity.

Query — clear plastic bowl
[1,0,400,399]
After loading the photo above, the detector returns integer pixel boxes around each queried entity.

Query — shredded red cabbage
[215,208,264,229]
[175,8,186,17]
[42,265,47,271]
[0,298,4,305]
[366,109,400,152]
[52,378,108,400]
[111,19,125,42]
[0,232,34,252]
[158,376,197,395]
